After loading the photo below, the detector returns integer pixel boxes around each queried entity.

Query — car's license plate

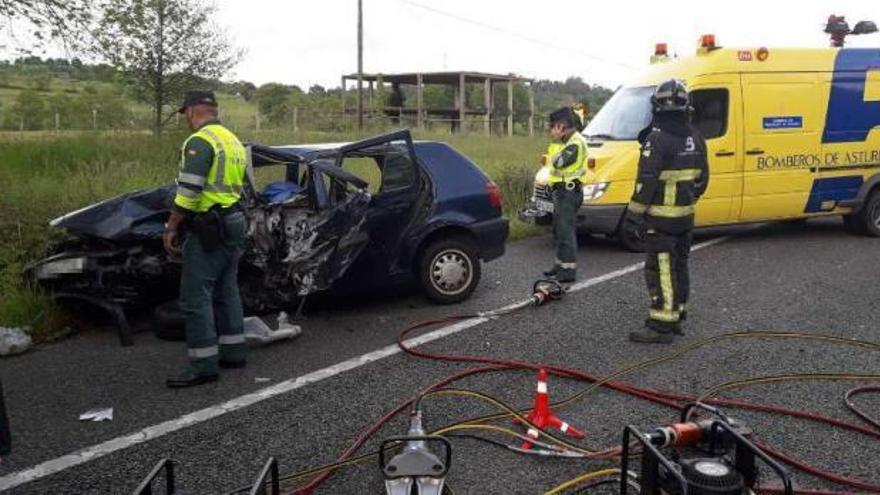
[535,199,554,213]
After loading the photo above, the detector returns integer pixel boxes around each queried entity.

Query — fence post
[255,112,261,132]
[55,112,60,131]
[293,107,299,133]
[92,109,97,130]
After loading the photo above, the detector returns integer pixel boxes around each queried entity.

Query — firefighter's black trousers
[644,230,692,330]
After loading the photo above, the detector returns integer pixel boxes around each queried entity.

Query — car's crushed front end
[26,140,378,337]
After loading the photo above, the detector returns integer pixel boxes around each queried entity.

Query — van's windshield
[584,86,654,141]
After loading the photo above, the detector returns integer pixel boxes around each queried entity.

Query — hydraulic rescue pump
[620,404,793,495]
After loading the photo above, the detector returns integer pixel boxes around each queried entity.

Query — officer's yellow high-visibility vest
[175,124,247,213]
[547,131,587,185]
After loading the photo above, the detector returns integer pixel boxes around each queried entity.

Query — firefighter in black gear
[626,79,709,344]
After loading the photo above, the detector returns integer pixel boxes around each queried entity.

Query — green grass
[0,128,548,341]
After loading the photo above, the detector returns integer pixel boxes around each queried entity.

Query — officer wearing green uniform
[543,107,587,283]
[163,90,248,388]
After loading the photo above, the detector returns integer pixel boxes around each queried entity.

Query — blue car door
[336,131,425,279]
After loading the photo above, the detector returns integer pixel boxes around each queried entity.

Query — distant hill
[0,57,614,132]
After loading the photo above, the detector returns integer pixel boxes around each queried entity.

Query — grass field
[0,127,547,341]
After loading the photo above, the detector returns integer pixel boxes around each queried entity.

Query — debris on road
[0,327,32,356]
[79,408,113,422]
[244,312,302,346]
[254,377,272,383]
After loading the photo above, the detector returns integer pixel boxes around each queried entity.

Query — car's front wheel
[843,189,880,237]
[418,236,482,304]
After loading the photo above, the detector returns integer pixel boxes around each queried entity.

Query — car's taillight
[486,181,502,209]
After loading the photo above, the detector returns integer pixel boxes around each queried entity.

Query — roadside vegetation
[0,128,546,341]
[0,0,610,343]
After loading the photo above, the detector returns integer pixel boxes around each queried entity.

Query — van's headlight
[582,182,609,201]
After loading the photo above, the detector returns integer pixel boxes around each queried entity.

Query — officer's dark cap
[548,107,580,130]
[178,90,218,113]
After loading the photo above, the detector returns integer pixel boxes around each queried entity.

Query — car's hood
[51,185,174,243]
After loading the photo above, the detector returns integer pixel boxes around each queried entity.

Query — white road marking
[0,235,731,491]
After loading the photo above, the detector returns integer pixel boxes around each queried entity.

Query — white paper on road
[78,408,113,422]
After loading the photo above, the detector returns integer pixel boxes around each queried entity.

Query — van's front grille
[534,184,552,201]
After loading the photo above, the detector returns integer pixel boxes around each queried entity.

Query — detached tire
[153,301,186,341]
[843,190,880,237]
[418,236,481,304]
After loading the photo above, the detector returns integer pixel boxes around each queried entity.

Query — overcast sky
[14,0,880,90]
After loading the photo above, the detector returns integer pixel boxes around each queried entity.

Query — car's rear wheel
[418,236,481,304]
[843,189,880,237]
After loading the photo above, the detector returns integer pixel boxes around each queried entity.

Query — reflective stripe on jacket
[174,124,247,213]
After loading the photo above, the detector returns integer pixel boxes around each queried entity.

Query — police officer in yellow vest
[543,107,588,283]
[163,91,248,388]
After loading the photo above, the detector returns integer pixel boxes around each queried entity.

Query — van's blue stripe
[804,176,863,212]
[823,49,880,144]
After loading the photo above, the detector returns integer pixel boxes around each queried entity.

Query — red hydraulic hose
[844,386,880,431]
[298,316,880,493]
[395,318,880,492]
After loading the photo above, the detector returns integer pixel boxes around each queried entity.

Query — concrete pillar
[507,79,514,137]
[417,74,424,130]
[528,82,535,137]
[459,73,466,133]
[340,76,346,116]
[484,78,491,136]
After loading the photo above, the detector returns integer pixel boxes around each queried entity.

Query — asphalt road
[2,217,880,494]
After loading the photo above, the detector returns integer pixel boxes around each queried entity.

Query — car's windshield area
[584,86,654,141]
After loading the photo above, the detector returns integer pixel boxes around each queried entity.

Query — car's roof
[271,140,439,153]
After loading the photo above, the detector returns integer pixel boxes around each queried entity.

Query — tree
[230,81,256,102]
[0,0,92,50]
[92,0,242,133]
[255,83,292,125]
[7,89,47,129]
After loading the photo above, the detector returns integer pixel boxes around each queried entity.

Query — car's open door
[334,130,428,279]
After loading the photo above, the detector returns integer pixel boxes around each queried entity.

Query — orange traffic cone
[513,368,585,449]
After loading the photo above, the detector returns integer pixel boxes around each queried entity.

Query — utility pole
[357,0,364,130]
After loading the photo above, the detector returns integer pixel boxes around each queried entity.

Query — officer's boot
[555,268,576,283]
[629,320,674,344]
[673,307,687,335]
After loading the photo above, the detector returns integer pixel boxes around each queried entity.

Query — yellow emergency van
[522,37,880,250]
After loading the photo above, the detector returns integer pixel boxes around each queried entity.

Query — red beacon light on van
[698,34,719,54]
[651,42,671,64]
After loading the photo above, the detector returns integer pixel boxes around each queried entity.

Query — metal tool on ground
[379,409,451,495]
[513,368,585,450]
[620,404,793,495]
[530,279,566,306]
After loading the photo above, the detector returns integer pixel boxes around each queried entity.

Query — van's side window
[691,89,729,139]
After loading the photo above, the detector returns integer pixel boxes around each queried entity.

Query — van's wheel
[418,236,481,304]
[843,190,880,237]
[617,217,646,252]
[153,300,186,341]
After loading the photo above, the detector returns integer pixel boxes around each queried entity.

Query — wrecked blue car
[27,130,509,344]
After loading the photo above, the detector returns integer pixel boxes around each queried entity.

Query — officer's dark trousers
[552,185,584,280]
[0,378,10,456]
[179,211,247,375]
[644,230,692,331]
